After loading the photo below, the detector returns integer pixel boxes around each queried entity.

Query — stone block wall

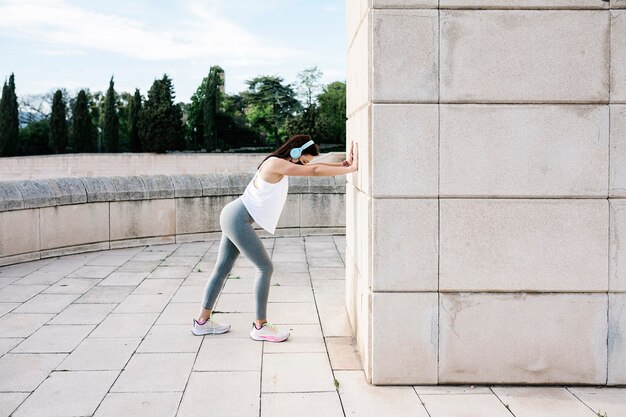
[0,174,346,267]
[346,0,626,385]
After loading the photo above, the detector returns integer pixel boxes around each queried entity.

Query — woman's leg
[222,202,274,323]
[198,231,240,320]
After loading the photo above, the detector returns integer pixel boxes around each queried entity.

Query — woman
[191,134,358,342]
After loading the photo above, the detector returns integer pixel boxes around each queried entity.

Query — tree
[316,81,346,145]
[103,77,119,152]
[49,90,68,154]
[20,119,50,155]
[0,74,20,157]
[128,89,142,152]
[295,67,323,109]
[140,74,184,153]
[71,90,94,153]
[242,75,300,146]
[187,78,207,151]
[289,67,324,139]
[89,91,103,152]
[203,66,224,152]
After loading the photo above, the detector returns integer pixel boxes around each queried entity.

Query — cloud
[0,0,303,63]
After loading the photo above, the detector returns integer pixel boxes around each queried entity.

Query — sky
[0,0,346,103]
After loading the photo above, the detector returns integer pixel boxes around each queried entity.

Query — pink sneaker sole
[251,334,289,342]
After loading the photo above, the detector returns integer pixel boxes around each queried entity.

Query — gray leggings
[201,196,274,320]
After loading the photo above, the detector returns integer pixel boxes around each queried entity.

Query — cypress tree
[203,66,224,152]
[49,90,68,154]
[103,77,119,153]
[140,74,184,153]
[128,89,142,152]
[0,74,19,157]
[71,90,93,153]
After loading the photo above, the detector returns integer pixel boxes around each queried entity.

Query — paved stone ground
[0,235,624,417]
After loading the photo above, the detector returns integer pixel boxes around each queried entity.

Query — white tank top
[240,160,289,235]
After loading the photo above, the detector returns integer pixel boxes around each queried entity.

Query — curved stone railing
[0,173,346,267]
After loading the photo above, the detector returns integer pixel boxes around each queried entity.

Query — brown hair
[257,135,320,169]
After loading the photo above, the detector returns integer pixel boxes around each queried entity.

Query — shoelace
[198,318,219,327]
[263,322,278,332]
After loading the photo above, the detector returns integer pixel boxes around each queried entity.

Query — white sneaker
[250,322,290,342]
[191,318,231,336]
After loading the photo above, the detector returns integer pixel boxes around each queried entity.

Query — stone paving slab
[12,370,118,417]
[94,392,182,417]
[0,236,624,417]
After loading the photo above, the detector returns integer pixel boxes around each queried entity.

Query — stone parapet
[0,173,346,266]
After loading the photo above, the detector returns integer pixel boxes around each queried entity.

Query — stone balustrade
[0,173,346,267]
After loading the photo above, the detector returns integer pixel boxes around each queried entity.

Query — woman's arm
[267,157,356,177]
[308,162,344,167]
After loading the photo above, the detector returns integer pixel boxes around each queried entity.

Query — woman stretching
[191,135,358,342]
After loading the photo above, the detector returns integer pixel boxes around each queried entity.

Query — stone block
[373,0,438,8]
[356,275,372,380]
[0,209,39,257]
[372,10,438,102]
[439,293,608,384]
[228,172,254,194]
[609,293,626,384]
[347,12,369,116]
[371,292,438,384]
[110,199,175,241]
[372,198,438,291]
[345,251,357,332]
[612,10,626,102]
[346,106,369,194]
[0,181,23,211]
[40,202,109,250]
[440,10,609,102]
[47,177,87,205]
[81,176,117,202]
[610,199,626,292]
[614,0,626,8]
[440,0,609,8]
[440,199,608,292]
[372,104,438,197]
[198,173,230,196]
[355,190,371,287]
[176,195,236,234]
[347,0,369,49]
[301,194,345,228]
[440,105,609,197]
[308,176,337,194]
[288,175,308,194]
[611,105,626,197]
[15,179,56,209]
[110,176,147,200]
[139,175,174,199]
[277,194,300,228]
[170,174,202,198]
